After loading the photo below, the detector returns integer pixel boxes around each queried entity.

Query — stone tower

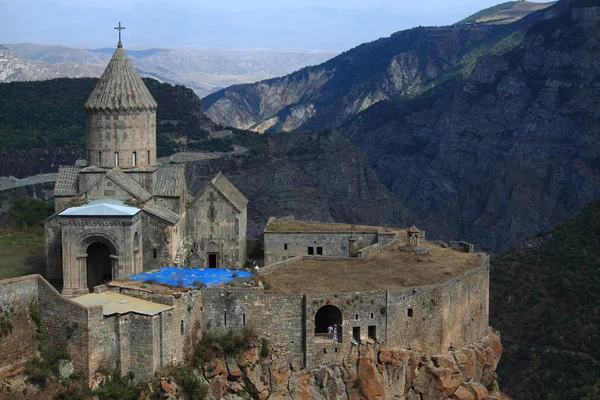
[84,40,158,172]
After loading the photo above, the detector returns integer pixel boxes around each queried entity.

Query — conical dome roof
[85,44,157,112]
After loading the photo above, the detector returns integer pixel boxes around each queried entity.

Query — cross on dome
[114,22,126,48]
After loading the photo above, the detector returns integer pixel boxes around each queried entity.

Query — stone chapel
[43,39,248,298]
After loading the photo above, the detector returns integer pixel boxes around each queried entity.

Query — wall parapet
[356,239,401,260]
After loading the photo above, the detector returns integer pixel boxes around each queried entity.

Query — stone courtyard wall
[0,276,39,370]
[264,232,379,265]
[0,275,96,380]
[0,253,489,384]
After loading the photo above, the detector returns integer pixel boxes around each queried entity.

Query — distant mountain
[202,1,559,131]
[490,196,600,399]
[338,1,600,252]
[0,45,103,82]
[0,44,338,97]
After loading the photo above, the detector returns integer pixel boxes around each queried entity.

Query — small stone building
[263,217,405,265]
[43,40,248,297]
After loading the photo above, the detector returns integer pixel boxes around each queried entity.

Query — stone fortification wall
[197,287,306,365]
[0,252,488,383]
[264,231,378,265]
[0,276,39,370]
[0,275,99,381]
[385,256,489,352]
[197,255,489,369]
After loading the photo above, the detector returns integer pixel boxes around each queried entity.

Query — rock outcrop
[184,130,415,238]
[150,331,503,400]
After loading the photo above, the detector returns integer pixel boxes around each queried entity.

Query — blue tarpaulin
[129,266,251,288]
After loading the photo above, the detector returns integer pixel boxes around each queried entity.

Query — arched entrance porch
[314,305,342,343]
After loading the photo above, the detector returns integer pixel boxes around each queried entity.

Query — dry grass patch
[263,242,482,294]
[266,220,396,233]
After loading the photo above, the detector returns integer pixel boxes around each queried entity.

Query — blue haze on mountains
[1,0,549,50]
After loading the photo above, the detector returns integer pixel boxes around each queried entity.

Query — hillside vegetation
[0,77,215,156]
[455,1,555,26]
[490,197,600,398]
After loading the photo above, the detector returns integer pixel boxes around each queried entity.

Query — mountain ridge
[0,44,338,98]
[201,1,564,132]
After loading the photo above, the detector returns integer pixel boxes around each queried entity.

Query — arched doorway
[315,305,342,342]
[87,242,113,289]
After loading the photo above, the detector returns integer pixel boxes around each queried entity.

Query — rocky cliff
[202,3,563,133]
[339,2,600,251]
[149,332,503,400]
[184,130,415,238]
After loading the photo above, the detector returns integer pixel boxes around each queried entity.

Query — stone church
[43,39,248,298]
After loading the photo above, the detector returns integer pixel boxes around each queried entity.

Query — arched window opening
[114,152,119,166]
[132,151,137,167]
[147,150,151,164]
[314,305,342,343]
[98,151,102,166]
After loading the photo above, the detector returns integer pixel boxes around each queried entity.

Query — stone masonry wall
[0,275,98,381]
[187,188,246,269]
[0,276,39,370]
[86,110,156,169]
[37,277,95,380]
[264,232,378,265]
[385,255,490,352]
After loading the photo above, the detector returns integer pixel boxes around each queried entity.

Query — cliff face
[339,4,600,251]
[201,3,563,133]
[151,332,503,400]
[184,131,415,238]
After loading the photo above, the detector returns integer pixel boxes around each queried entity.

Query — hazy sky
[0,0,553,50]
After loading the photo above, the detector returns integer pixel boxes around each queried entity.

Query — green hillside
[456,1,555,26]
[0,77,215,157]
[491,197,600,398]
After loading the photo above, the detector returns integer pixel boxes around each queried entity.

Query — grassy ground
[0,228,45,280]
[263,240,481,294]
[265,220,393,233]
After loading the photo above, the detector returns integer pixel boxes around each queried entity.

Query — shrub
[191,327,255,367]
[92,372,140,400]
[165,364,208,400]
[260,338,269,358]
[9,198,54,228]
[24,347,70,388]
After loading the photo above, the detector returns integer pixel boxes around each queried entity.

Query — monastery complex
[0,39,493,387]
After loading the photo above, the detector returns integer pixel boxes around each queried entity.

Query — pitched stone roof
[85,45,157,112]
[143,203,180,225]
[211,172,248,212]
[105,168,153,203]
[59,199,140,217]
[155,164,186,197]
[54,165,81,196]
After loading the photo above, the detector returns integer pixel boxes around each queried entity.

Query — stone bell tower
[84,24,158,181]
